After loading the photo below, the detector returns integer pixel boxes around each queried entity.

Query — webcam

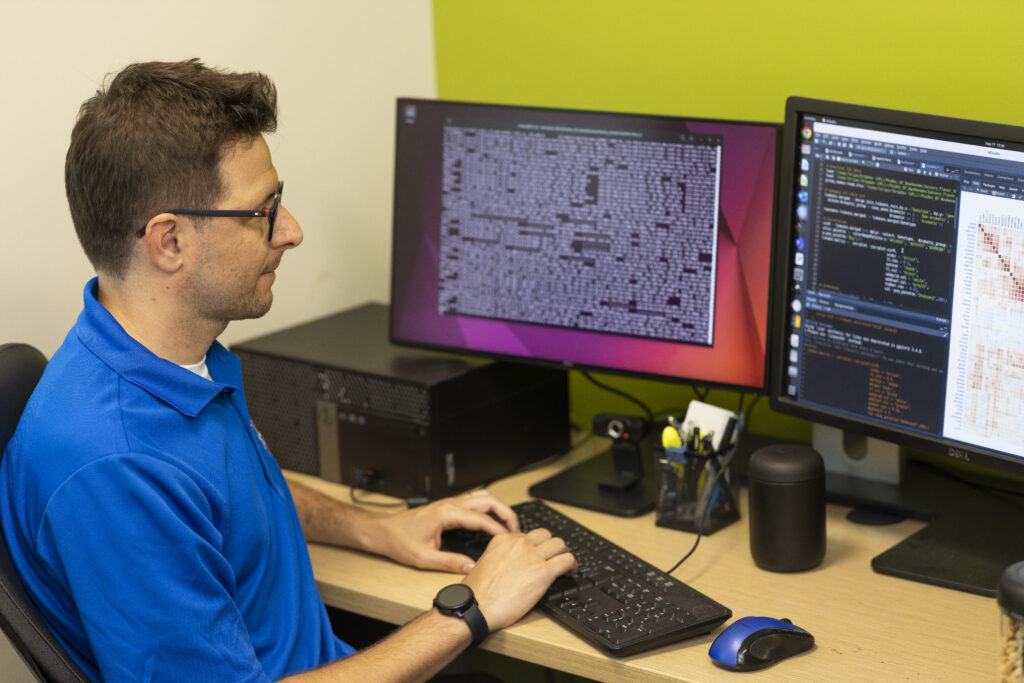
[592,413,648,443]
[592,413,650,493]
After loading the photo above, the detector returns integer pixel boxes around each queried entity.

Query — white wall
[1,0,437,357]
[0,1,436,678]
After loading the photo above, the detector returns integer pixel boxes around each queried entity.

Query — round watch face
[435,583,473,611]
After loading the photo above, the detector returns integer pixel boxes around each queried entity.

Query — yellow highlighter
[661,425,682,449]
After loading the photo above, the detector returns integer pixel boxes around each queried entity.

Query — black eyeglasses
[137,181,284,240]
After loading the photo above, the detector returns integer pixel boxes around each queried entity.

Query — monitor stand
[528,439,658,517]
[866,461,1024,596]
[815,425,1024,597]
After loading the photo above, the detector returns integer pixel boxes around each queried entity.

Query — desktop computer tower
[231,303,571,500]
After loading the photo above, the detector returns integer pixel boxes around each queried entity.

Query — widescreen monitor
[390,98,778,391]
[771,96,1024,594]
[389,99,779,516]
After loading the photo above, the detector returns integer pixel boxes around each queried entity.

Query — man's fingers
[445,508,512,537]
[524,527,553,543]
[546,550,578,577]
[421,549,477,574]
[492,528,573,564]
[487,502,519,532]
[535,535,572,561]
[460,490,519,532]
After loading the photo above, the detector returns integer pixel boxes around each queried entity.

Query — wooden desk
[290,440,998,682]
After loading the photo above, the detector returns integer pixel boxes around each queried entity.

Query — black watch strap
[459,601,489,648]
[434,584,490,648]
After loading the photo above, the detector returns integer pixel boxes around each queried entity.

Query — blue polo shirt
[0,279,354,681]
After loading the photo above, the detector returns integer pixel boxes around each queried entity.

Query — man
[0,59,576,682]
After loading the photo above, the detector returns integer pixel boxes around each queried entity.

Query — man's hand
[369,490,520,573]
[463,528,578,632]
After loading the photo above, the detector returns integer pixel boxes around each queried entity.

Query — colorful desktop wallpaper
[390,100,778,391]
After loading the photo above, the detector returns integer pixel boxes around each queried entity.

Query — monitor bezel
[389,97,783,395]
[769,95,1024,478]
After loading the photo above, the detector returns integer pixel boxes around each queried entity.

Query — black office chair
[0,343,88,682]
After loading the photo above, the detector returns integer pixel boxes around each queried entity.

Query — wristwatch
[433,583,489,648]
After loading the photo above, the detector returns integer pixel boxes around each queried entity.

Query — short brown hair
[65,59,278,277]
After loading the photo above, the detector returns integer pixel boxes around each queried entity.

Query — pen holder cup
[654,445,740,534]
[998,562,1024,682]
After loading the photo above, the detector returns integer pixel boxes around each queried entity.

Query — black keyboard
[440,499,731,656]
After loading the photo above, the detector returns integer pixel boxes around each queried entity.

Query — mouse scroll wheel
[780,617,792,624]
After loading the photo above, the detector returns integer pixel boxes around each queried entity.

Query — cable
[349,487,407,508]
[665,532,703,575]
[653,406,687,421]
[664,426,739,575]
[485,436,583,483]
[664,459,730,575]
[733,393,763,444]
[745,395,763,427]
[349,468,412,507]
[580,371,654,422]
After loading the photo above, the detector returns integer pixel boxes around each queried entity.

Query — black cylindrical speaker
[748,443,826,572]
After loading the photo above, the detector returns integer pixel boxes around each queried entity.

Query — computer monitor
[771,96,1024,595]
[390,98,779,515]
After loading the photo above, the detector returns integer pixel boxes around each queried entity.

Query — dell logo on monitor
[947,448,971,462]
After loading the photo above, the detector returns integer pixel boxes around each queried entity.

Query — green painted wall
[431,0,1024,440]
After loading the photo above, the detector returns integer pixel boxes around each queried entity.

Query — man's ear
[139,213,188,274]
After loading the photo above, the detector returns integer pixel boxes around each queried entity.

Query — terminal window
[437,121,723,346]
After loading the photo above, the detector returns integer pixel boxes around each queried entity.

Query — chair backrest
[0,343,88,682]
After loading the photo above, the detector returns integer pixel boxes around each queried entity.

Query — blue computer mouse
[708,616,814,671]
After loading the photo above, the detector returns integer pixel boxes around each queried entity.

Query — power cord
[664,449,734,575]
[349,487,408,508]
[577,374,755,574]
[349,467,426,508]
[654,406,686,421]
[580,371,654,422]
[664,398,746,575]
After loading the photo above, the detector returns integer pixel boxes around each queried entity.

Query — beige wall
[0,1,436,677]
[1,0,436,357]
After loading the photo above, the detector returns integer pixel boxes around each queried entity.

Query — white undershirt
[179,356,213,381]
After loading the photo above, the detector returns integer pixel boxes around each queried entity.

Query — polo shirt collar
[75,278,241,417]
